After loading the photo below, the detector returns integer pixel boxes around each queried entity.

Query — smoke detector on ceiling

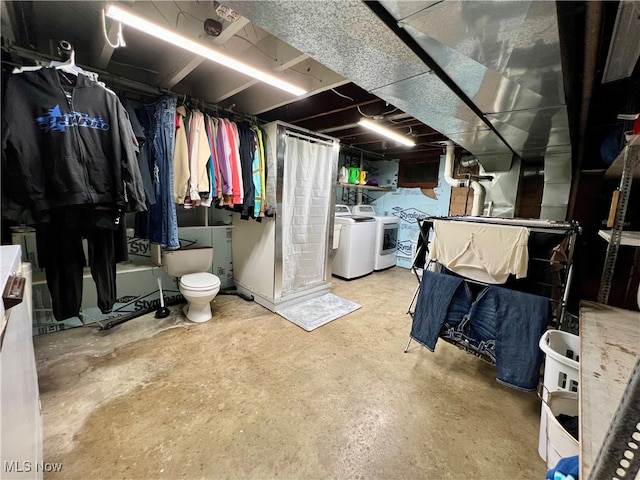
[215,3,241,23]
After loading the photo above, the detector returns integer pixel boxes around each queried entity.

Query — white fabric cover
[428,220,530,284]
[281,136,334,295]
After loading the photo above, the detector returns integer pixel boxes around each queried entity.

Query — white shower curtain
[281,135,334,296]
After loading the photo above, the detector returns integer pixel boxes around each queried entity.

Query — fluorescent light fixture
[358,118,415,147]
[105,4,307,96]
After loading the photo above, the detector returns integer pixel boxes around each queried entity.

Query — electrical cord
[101,8,126,49]
[331,88,354,101]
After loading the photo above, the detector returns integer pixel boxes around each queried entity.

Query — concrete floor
[34,267,547,479]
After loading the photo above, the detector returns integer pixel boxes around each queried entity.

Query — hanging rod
[3,44,260,124]
[285,130,337,147]
[283,123,339,145]
[418,215,579,232]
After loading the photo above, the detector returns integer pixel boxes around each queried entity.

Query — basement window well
[398,159,440,188]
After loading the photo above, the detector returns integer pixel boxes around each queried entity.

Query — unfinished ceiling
[1,1,639,213]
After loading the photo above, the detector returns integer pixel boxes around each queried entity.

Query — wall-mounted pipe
[443,141,486,216]
[444,141,467,188]
[469,179,485,216]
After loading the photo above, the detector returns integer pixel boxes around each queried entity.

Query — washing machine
[351,204,399,271]
[332,205,377,279]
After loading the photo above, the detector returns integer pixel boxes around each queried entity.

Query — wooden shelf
[336,182,393,192]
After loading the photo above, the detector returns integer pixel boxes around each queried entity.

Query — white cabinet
[0,245,43,479]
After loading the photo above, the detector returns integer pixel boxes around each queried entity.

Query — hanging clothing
[187,109,211,205]
[428,220,530,284]
[411,270,549,391]
[223,119,243,207]
[237,122,256,217]
[121,96,156,206]
[135,95,179,249]
[212,118,224,201]
[1,68,147,222]
[173,105,190,204]
[200,114,217,208]
[231,121,244,206]
[34,207,127,321]
[216,119,234,203]
[250,126,265,217]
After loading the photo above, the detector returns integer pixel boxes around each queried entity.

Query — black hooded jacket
[1,68,146,222]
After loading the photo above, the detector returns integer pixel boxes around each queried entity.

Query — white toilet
[163,247,221,323]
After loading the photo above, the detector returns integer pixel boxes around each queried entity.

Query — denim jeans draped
[411,270,549,391]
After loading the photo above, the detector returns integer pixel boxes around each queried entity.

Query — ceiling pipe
[567,1,603,218]
[443,141,486,216]
[444,141,466,188]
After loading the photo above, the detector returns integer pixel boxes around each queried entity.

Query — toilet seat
[180,272,221,291]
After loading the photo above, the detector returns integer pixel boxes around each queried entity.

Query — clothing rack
[3,42,266,329]
[405,215,581,378]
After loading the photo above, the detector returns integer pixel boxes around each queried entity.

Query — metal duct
[540,151,572,221]
[383,0,573,219]
[226,1,515,170]
[478,158,522,218]
[228,0,572,219]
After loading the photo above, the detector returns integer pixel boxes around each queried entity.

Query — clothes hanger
[49,41,83,76]
[48,40,100,82]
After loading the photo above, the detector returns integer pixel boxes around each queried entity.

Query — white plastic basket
[539,330,580,400]
[538,391,579,469]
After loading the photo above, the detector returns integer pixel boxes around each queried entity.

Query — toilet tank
[163,247,213,277]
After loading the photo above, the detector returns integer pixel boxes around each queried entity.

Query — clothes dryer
[351,204,399,270]
[332,205,376,279]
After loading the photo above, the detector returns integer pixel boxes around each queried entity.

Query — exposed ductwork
[540,152,572,221]
[443,141,486,216]
[227,0,573,220]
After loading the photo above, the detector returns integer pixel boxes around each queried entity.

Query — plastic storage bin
[539,330,580,400]
[538,391,579,469]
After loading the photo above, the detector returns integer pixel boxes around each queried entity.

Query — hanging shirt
[228,120,244,207]
[221,119,240,206]
[251,125,265,217]
[220,119,235,205]
[188,109,211,205]
[215,118,233,203]
[200,114,216,208]
[210,117,222,202]
[173,105,190,204]
[428,220,530,284]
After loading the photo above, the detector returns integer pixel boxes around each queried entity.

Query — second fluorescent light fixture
[358,118,415,147]
[105,4,307,96]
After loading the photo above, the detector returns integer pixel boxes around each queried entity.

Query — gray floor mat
[275,293,361,331]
